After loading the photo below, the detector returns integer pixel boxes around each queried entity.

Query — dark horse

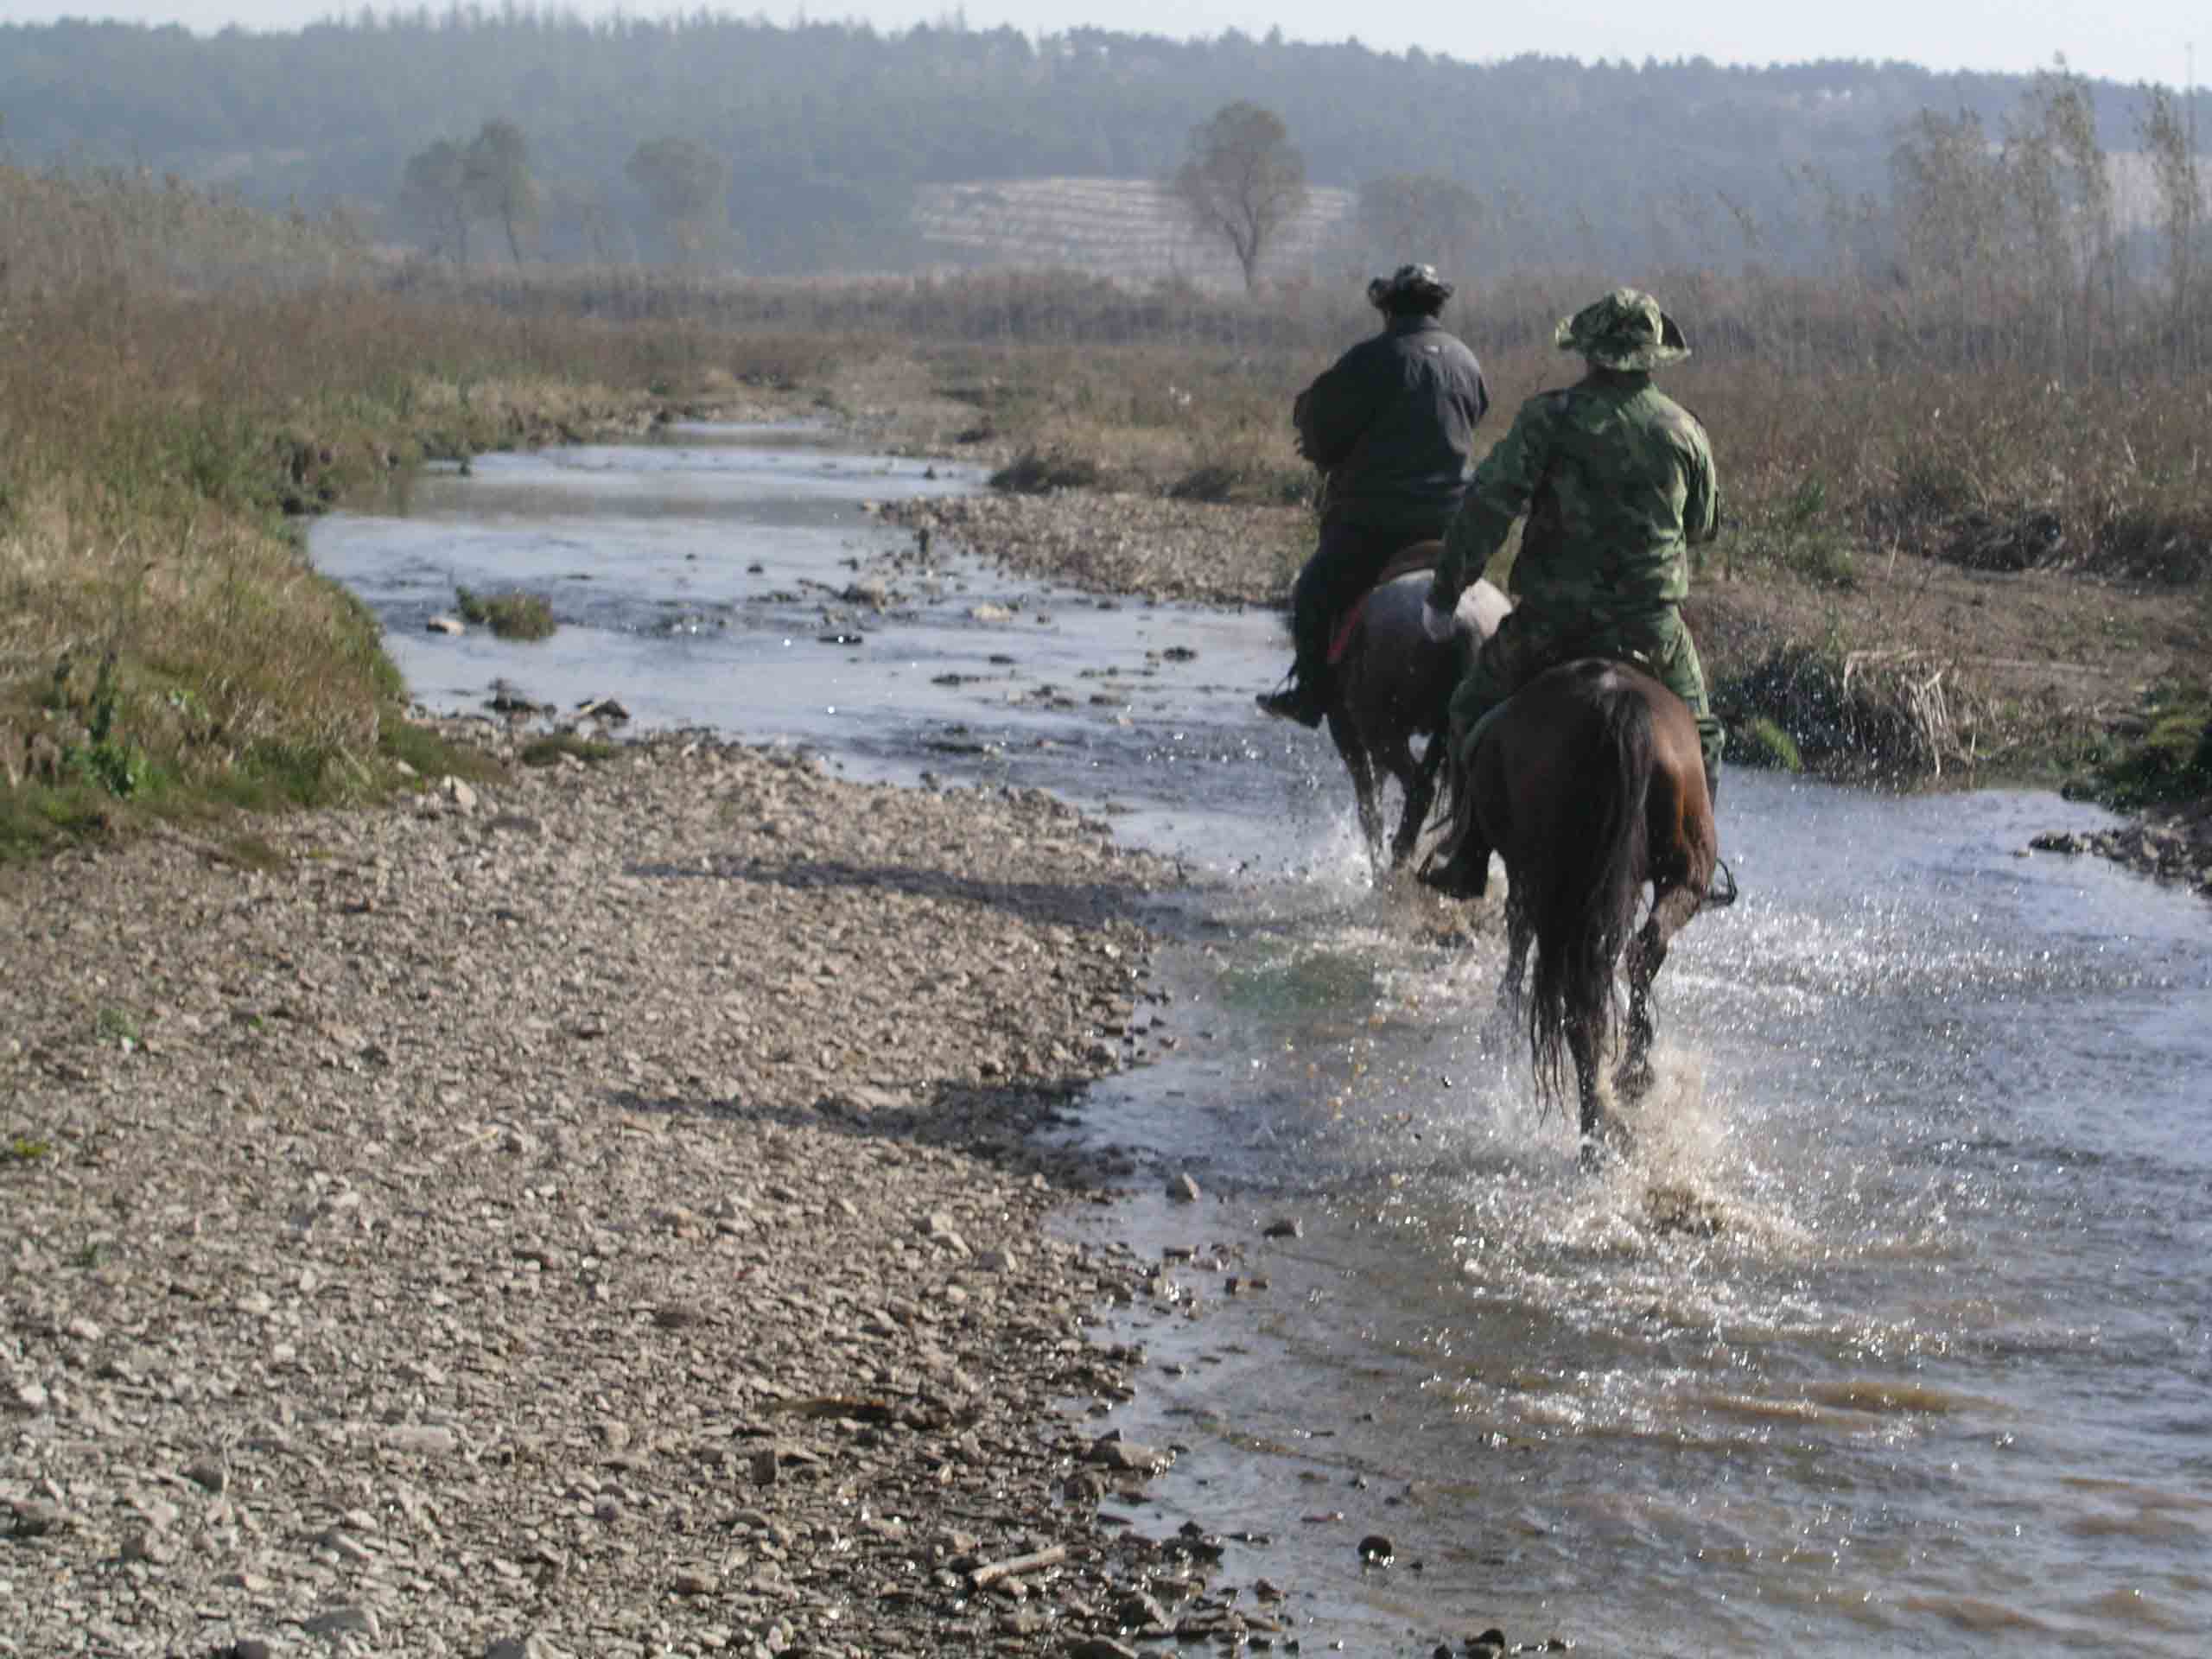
[1325,552,1511,869]
[1428,657,1722,1161]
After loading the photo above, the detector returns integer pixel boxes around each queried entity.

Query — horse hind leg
[1388,730,1443,868]
[1572,1014,1634,1169]
[1327,708,1385,869]
[1615,882,1700,1102]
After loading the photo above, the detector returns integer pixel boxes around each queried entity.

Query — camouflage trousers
[1447,602,1725,798]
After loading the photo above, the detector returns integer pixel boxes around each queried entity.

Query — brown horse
[1325,557,1511,869]
[1427,658,1723,1162]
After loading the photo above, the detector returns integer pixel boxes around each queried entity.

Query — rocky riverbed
[0,727,1356,1658]
[880,491,1308,609]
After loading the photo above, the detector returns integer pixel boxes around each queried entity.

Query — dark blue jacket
[1294,315,1490,533]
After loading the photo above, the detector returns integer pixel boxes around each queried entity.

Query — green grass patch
[220,833,291,873]
[455,587,558,640]
[1736,715,1805,772]
[2,1137,54,1166]
[521,732,620,767]
[2064,685,2212,811]
[0,780,121,863]
[378,719,506,785]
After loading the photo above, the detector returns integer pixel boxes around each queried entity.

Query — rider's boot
[1705,769,1738,906]
[1420,836,1489,899]
[1256,671,1328,728]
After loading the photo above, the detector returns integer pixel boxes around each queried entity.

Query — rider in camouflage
[1420,287,1726,896]
[1256,264,1490,727]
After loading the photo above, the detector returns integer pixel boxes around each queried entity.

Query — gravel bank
[2030,799,2212,899]
[880,492,1309,608]
[0,728,1292,1658]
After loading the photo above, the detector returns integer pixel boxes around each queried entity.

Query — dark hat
[1366,263,1454,309]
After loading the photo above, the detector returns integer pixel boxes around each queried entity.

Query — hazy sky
[1,0,2202,91]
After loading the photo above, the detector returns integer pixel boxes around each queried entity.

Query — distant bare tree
[1353,172,1484,287]
[463,118,537,266]
[626,137,731,264]
[397,139,470,264]
[1891,109,2010,360]
[2138,84,2202,344]
[1171,101,1307,295]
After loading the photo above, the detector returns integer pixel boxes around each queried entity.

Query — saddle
[1325,543,1444,665]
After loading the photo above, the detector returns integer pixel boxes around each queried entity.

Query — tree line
[4,12,2201,276]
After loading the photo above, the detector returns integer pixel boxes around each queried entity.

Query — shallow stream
[315,426,2212,1657]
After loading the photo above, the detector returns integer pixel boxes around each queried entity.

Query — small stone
[1357,1533,1395,1565]
[232,1642,276,1659]
[1262,1217,1302,1239]
[1087,1433,1168,1474]
[437,776,478,813]
[1066,1639,1141,1659]
[426,614,465,635]
[749,1447,779,1486]
[671,1567,720,1596]
[386,1423,459,1457]
[9,1380,48,1413]
[1166,1173,1202,1204]
[303,1605,379,1641]
[185,1457,229,1494]
[5,1498,70,1536]
[123,1528,178,1564]
[1114,1589,1170,1629]
[318,1527,375,1565]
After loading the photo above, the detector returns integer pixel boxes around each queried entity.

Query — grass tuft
[521,732,620,767]
[455,587,558,640]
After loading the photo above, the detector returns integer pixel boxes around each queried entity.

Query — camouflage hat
[1366,263,1454,309]
[1554,287,1690,371]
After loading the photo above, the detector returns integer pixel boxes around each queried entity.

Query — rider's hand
[1421,600,1457,644]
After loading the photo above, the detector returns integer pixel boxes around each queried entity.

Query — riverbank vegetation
[4,155,2209,861]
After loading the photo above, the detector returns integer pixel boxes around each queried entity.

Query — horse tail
[1523,679,1655,1103]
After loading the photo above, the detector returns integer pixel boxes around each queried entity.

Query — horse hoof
[1578,1117,1637,1171]
[1614,1058,1656,1101]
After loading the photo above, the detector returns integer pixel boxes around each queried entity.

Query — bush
[455,587,558,640]
[1717,644,1962,779]
[988,446,1100,493]
[2066,686,2212,810]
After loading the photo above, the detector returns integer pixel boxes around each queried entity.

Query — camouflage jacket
[1294,316,1490,533]
[1429,370,1717,618]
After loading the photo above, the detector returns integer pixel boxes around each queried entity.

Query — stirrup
[1705,856,1739,909]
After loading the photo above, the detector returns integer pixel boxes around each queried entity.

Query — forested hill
[0,14,2189,276]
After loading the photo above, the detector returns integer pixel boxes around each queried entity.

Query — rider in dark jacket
[1257,264,1490,727]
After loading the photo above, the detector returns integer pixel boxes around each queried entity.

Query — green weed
[455,587,558,640]
[521,733,619,767]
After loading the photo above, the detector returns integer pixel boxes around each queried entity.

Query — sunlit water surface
[315,426,2212,1656]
